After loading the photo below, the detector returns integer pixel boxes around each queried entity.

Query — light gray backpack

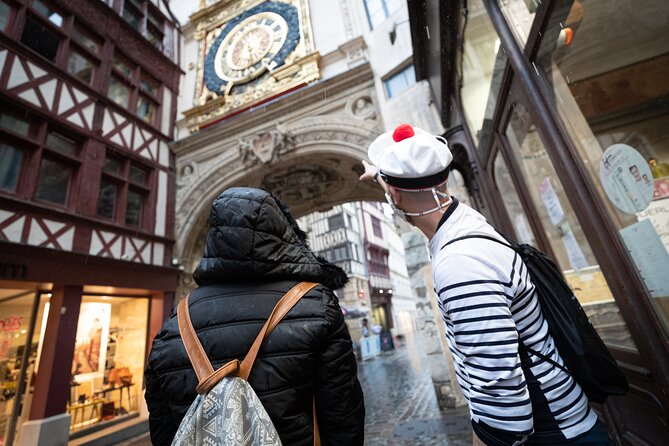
[172,282,321,446]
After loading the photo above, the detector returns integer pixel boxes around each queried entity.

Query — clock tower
[185,0,320,131]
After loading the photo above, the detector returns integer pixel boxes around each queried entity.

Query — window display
[67,296,148,432]
[536,0,669,335]
[0,290,46,446]
[504,103,637,350]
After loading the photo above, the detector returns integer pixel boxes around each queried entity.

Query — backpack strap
[442,234,572,375]
[442,233,515,251]
[177,281,319,394]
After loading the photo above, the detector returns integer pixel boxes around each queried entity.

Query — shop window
[500,0,538,45]
[493,152,537,246]
[461,0,507,149]
[0,290,44,446]
[20,14,61,62]
[0,1,11,32]
[383,64,416,98]
[534,0,669,336]
[0,143,23,192]
[504,102,636,350]
[97,151,150,228]
[363,0,402,30]
[68,296,149,433]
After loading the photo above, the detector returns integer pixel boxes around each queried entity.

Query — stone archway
[172,64,385,296]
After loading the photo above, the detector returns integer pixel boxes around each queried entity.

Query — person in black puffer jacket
[145,187,365,446]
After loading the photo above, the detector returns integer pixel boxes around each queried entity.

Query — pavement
[115,333,471,445]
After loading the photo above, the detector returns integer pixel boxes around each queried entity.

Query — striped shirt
[428,199,597,443]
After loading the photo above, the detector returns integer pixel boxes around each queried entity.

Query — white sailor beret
[368,124,453,190]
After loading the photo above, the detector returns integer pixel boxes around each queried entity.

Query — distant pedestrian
[361,318,370,337]
[360,124,613,445]
[145,187,365,445]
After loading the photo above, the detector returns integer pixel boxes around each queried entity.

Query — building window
[0,143,23,191]
[0,1,11,32]
[21,14,61,62]
[66,24,102,86]
[146,6,164,50]
[32,0,63,27]
[383,64,416,98]
[97,150,150,228]
[328,214,345,230]
[371,215,383,237]
[107,55,161,125]
[108,76,131,108]
[122,1,143,31]
[36,158,72,204]
[34,129,80,205]
[363,0,402,29]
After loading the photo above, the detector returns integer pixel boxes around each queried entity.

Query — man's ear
[389,186,402,205]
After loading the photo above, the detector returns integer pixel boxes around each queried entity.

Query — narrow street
[118,334,470,445]
[357,335,470,446]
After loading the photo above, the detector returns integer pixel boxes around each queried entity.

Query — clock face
[214,12,288,85]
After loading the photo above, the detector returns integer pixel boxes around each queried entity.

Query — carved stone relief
[348,95,376,120]
[239,126,296,166]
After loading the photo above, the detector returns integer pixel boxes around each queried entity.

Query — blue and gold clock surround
[204,1,301,95]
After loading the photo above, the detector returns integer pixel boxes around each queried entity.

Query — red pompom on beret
[392,124,415,142]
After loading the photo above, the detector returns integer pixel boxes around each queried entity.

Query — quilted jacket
[145,187,365,446]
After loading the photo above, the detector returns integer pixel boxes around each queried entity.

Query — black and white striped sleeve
[435,252,534,438]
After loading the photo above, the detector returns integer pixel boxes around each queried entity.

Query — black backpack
[444,233,628,403]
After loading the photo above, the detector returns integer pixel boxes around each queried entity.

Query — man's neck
[412,202,452,240]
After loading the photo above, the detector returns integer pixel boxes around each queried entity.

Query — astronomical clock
[185,0,320,131]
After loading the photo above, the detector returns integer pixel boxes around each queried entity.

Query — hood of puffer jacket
[193,187,349,290]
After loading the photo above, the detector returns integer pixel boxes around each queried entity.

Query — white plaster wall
[176,23,200,139]
[309,0,348,57]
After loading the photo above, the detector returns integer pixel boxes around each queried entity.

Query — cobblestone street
[357,334,471,446]
[118,333,470,445]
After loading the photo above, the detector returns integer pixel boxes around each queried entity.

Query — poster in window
[72,302,111,380]
[599,144,654,214]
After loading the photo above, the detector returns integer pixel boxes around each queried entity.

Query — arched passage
[173,111,385,294]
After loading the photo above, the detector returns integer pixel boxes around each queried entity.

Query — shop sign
[0,262,27,279]
[599,144,654,214]
[0,315,23,332]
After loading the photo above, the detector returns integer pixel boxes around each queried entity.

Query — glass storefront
[461,0,507,150]
[500,0,537,45]
[0,290,48,446]
[0,290,34,446]
[535,0,669,336]
[67,296,148,432]
[503,102,636,349]
[492,151,537,246]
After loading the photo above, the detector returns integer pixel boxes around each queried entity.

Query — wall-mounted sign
[600,144,654,214]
